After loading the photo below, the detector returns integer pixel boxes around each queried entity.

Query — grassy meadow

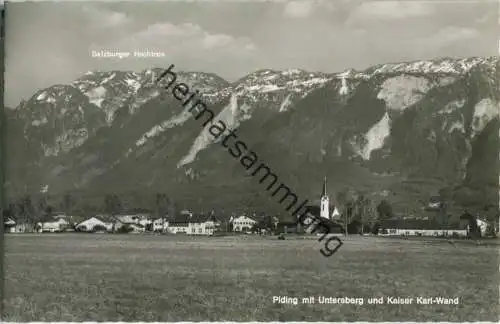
[3,234,499,321]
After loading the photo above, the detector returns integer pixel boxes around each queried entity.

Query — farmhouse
[152,217,169,232]
[4,217,16,233]
[187,214,216,235]
[230,215,257,232]
[10,222,37,233]
[168,210,216,235]
[111,214,145,233]
[276,218,300,234]
[37,216,70,233]
[76,217,114,232]
[475,218,489,236]
[167,210,190,234]
[459,212,492,237]
[127,223,146,233]
[380,219,467,237]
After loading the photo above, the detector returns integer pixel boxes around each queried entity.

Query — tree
[155,193,170,233]
[116,224,133,234]
[460,211,480,239]
[266,215,275,231]
[103,194,122,233]
[36,196,48,217]
[61,194,75,215]
[376,200,394,220]
[103,194,122,215]
[250,223,259,234]
[19,195,36,224]
[355,194,375,234]
[336,189,357,236]
[93,224,108,233]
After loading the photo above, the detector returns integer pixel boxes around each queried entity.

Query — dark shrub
[93,224,108,233]
[116,224,133,233]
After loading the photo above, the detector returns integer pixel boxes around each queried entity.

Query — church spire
[321,176,327,198]
[320,176,329,219]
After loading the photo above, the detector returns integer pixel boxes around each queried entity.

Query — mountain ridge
[5,56,499,219]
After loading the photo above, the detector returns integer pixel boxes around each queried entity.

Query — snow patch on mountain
[279,94,292,112]
[358,112,391,160]
[86,86,107,108]
[246,84,284,93]
[135,110,192,147]
[73,71,145,124]
[35,91,56,103]
[234,70,332,107]
[125,78,141,92]
[31,116,48,126]
[177,94,240,168]
[438,76,458,87]
[36,92,47,101]
[338,76,349,96]
[448,120,466,134]
[102,73,116,84]
[43,128,89,156]
[471,98,499,137]
[438,99,465,115]
[369,57,489,75]
[129,89,161,115]
[377,76,432,110]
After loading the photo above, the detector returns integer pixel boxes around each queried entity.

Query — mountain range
[4,56,499,218]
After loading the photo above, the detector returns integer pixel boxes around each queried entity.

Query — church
[319,177,341,220]
[305,177,341,221]
[276,177,344,234]
[299,177,344,234]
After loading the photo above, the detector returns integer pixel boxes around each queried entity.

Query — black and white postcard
[2,0,499,322]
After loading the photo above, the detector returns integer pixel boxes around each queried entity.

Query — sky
[4,0,499,107]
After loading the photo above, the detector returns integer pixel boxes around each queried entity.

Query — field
[3,234,499,321]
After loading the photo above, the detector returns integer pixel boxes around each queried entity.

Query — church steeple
[321,176,327,198]
[320,176,329,219]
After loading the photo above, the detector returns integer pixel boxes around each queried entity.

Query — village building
[297,177,344,235]
[75,216,114,232]
[167,210,217,235]
[113,213,147,233]
[152,217,169,232]
[380,218,468,237]
[4,217,17,233]
[37,216,70,233]
[475,218,489,236]
[230,215,257,232]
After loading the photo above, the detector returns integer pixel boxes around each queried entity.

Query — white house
[168,211,216,235]
[169,223,188,234]
[9,222,36,233]
[4,218,16,233]
[128,223,146,233]
[115,215,139,224]
[474,218,489,236]
[381,219,468,237]
[76,217,113,232]
[37,217,70,233]
[152,218,169,232]
[187,217,216,236]
[230,215,257,232]
[111,214,147,233]
[382,228,467,237]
